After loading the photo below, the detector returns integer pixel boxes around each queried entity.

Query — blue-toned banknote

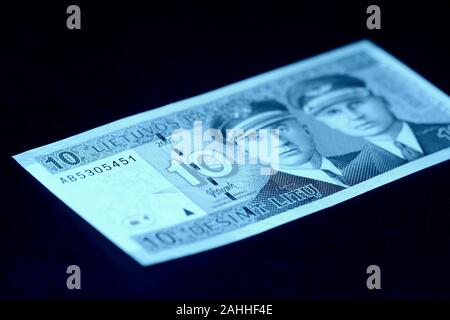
[13,40,450,266]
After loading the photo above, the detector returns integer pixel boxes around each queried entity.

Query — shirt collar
[277,157,346,187]
[368,122,423,158]
[320,157,342,176]
[397,122,423,152]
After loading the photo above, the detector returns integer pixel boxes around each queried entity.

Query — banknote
[13,40,450,266]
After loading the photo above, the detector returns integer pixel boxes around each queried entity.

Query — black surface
[1,0,449,299]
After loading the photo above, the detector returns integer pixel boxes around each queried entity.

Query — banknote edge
[13,39,382,166]
[132,147,450,266]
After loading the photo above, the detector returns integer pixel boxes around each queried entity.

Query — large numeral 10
[44,151,81,170]
[167,149,233,186]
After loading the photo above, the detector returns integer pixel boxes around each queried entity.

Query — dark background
[1,0,449,300]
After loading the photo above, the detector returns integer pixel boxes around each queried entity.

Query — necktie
[393,141,423,161]
[322,169,349,186]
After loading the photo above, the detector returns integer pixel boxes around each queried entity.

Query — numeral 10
[44,151,81,170]
[167,149,233,185]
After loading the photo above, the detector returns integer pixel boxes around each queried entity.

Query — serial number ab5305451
[58,155,137,184]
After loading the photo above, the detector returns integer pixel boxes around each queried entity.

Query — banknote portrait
[210,99,355,214]
[287,74,450,185]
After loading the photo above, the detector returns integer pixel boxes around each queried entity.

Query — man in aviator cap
[287,74,450,185]
[213,99,359,213]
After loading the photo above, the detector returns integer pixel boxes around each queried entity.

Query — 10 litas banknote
[14,40,450,266]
